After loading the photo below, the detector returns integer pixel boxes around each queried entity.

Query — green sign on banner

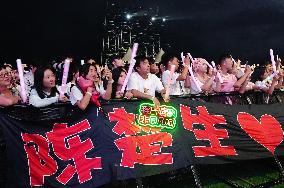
[137,103,177,129]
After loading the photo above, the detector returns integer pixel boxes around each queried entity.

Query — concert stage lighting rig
[102,1,167,65]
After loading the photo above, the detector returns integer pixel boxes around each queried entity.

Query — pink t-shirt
[220,73,237,92]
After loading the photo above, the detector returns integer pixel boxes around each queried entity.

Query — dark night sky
[1,0,284,64]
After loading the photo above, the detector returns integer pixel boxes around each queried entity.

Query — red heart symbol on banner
[237,112,283,155]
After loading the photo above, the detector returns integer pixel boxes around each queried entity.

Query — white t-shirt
[162,70,184,96]
[70,85,106,105]
[126,72,164,97]
[29,88,59,107]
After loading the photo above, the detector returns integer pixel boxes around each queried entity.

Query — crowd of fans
[0,53,284,109]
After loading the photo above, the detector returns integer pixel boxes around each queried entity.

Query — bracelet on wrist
[183,64,190,68]
[108,79,114,84]
[86,91,92,96]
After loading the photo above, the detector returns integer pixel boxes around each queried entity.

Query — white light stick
[231,57,237,65]
[211,61,223,83]
[187,53,194,62]
[181,52,185,63]
[184,53,202,92]
[181,52,189,67]
[120,43,138,93]
[202,59,214,78]
[102,64,108,80]
[188,67,202,93]
[205,60,213,69]
[165,64,176,100]
[16,59,27,103]
[270,49,277,73]
[81,60,85,65]
[60,59,71,98]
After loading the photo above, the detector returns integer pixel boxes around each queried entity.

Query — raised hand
[58,96,69,103]
[104,69,113,80]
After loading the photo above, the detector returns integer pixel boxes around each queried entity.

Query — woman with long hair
[111,67,133,99]
[251,65,283,95]
[70,63,113,110]
[29,66,68,107]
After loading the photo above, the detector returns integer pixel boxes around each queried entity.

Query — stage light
[151,17,156,21]
[126,14,132,20]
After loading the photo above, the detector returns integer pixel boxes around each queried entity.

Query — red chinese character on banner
[109,108,140,136]
[46,120,102,185]
[22,133,58,186]
[180,105,237,157]
[157,106,167,117]
[114,132,173,167]
[141,106,151,115]
[139,115,150,124]
[109,107,173,167]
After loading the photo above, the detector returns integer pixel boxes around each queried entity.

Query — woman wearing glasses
[0,65,20,107]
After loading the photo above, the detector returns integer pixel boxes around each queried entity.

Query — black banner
[1,98,284,187]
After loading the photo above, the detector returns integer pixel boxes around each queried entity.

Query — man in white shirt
[161,53,190,96]
[127,56,167,106]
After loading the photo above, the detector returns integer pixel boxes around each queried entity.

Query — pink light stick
[16,59,27,103]
[60,59,71,98]
[270,49,277,73]
[185,53,202,92]
[188,66,202,93]
[120,43,138,93]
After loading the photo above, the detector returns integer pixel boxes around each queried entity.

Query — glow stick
[204,60,213,69]
[165,65,176,100]
[202,59,214,79]
[211,61,223,83]
[16,59,27,103]
[188,66,202,93]
[60,59,71,98]
[81,60,85,65]
[185,53,202,92]
[187,53,194,62]
[270,49,277,73]
[231,57,237,65]
[181,52,185,63]
[120,43,138,93]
